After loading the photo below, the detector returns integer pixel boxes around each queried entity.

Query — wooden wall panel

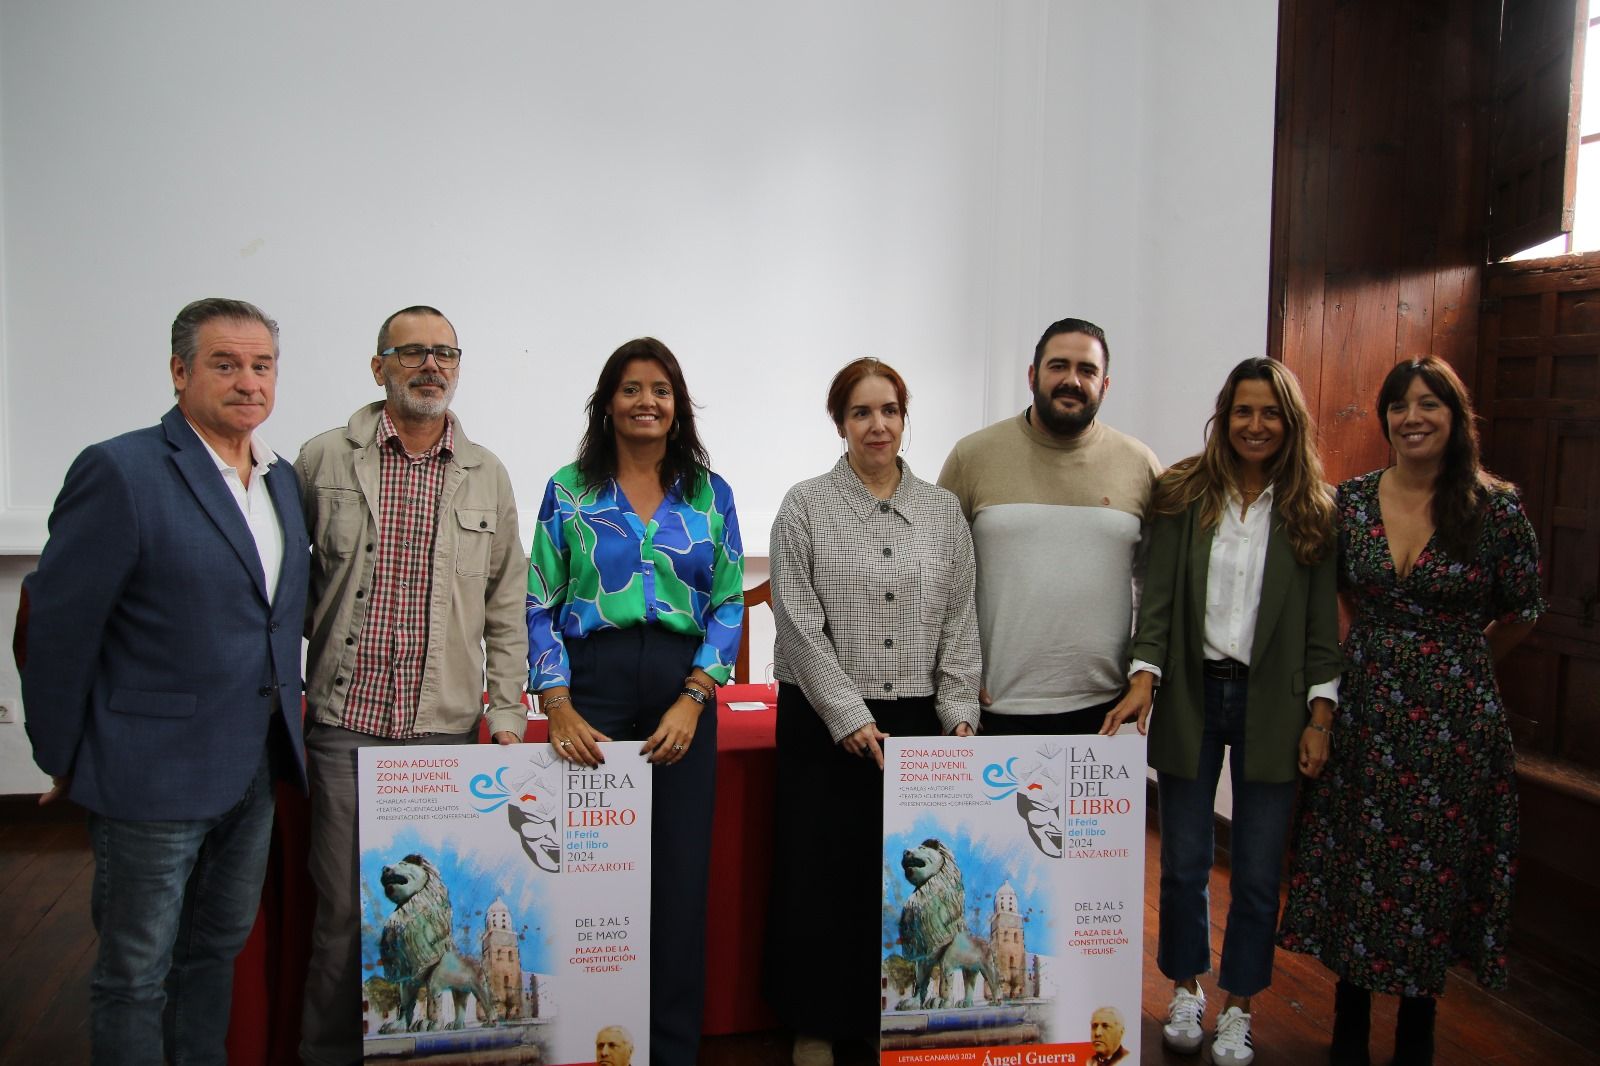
[1271,0,1332,429]
[1513,769,1600,978]
[1459,251,1600,982]
[1268,0,1499,484]
[1269,0,1600,984]
[1481,259,1600,672]
[1396,6,1448,364]
[1501,640,1557,752]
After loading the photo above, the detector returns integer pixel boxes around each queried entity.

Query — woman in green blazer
[1101,357,1340,1066]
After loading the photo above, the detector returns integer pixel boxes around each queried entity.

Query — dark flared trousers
[762,682,939,1042]
[570,625,717,1066]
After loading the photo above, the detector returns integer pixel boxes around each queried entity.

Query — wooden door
[1479,253,1600,983]
[1487,0,1588,260]
[1478,254,1600,773]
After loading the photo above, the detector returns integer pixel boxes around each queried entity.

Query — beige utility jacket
[296,402,528,738]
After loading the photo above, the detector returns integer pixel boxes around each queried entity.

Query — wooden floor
[2,798,1593,1065]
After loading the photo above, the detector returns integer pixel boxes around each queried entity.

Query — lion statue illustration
[377,854,498,1033]
[897,838,1001,1009]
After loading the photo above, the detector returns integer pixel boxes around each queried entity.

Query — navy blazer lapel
[163,409,269,603]
[1253,510,1294,654]
[264,458,304,602]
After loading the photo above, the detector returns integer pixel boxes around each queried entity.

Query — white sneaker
[1164,985,1203,1049]
[1162,984,1207,1054]
[1210,1005,1255,1066]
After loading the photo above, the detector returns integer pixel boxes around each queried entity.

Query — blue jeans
[1156,674,1297,997]
[88,746,276,1065]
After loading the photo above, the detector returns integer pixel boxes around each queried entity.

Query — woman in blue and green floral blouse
[527,336,744,1066]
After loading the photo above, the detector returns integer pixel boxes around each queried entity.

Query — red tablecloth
[701,684,780,1035]
[226,686,779,1064]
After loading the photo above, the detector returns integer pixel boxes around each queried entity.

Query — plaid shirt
[770,456,981,742]
[339,409,456,738]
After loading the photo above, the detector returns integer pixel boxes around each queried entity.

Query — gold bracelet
[541,694,570,711]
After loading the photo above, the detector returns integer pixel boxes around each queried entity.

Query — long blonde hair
[1153,358,1334,565]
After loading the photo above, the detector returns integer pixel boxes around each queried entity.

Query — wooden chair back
[733,578,772,684]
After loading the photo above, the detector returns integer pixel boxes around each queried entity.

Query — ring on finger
[672,743,684,753]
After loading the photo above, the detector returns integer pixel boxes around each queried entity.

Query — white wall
[1025,2,1281,462]
[1028,2,1283,817]
[0,1,1280,795]
[0,557,47,793]
[0,0,1003,554]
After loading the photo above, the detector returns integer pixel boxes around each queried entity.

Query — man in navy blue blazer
[21,297,309,1065]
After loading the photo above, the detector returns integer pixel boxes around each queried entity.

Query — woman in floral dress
[1277,357,1543,1066]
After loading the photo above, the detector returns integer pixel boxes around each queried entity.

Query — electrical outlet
[0,703,14,724]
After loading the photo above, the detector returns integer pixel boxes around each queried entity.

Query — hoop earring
[900,423,910,455]
[670,419,681,441]
[603,414,612,432]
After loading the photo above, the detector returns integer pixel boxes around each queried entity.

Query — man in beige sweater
[938,317,1160,735]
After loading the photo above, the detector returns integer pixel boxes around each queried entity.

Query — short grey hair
[171,298,279,371]
[376,305,453,354]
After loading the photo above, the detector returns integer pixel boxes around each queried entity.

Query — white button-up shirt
[188,421,284,604]
[1133,485,1337,707]
[1203,484,1277,664]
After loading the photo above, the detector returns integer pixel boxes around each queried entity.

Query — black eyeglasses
[379,345,463,368]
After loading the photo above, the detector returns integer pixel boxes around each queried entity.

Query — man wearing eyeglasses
[295,305,528,1065]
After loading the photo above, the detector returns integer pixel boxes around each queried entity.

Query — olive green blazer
[1129,497,1340,784]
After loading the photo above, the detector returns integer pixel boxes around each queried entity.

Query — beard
[385,371,457,420]
[1032,380,1101,437]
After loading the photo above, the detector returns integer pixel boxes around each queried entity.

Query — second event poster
[357,742,651,1065]
[881,734,1145,1066]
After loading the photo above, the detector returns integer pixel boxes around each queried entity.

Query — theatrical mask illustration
[505,752,564,874]
[986,746,1066,859]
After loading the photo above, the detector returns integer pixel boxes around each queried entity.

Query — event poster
[357,743,651,1065]
[881,735,1145,1066]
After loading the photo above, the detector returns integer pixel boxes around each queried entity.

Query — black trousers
[762,682,940,1041]
[570,626,717,1066]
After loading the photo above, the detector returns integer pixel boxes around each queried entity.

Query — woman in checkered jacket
[763,357,982,1066]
